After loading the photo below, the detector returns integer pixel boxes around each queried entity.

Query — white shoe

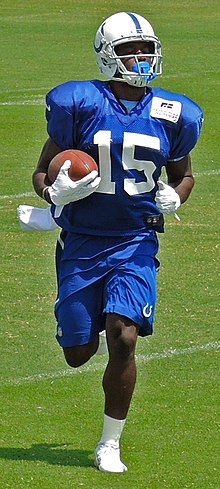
[96,331,108,355]
[95,443,128,473]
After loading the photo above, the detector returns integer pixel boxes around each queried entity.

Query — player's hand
[48,160,101,206]
[155,180,181,214]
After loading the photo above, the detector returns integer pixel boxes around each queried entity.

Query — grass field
[0,1,219,488]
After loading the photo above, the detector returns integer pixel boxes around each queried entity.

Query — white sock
[99,414,126,447]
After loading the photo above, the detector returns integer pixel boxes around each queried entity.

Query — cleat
[96,330,108,355]
[95,443,128,473]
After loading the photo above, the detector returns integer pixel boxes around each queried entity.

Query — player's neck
[109,80,147,101]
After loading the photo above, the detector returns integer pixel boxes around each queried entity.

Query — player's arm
[32,137,63,203]
[155,154,195,214]
[166,154,194,204]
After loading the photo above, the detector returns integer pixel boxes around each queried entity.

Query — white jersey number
[94,130,160,195]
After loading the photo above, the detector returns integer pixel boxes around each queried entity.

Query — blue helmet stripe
[127,12,143,33]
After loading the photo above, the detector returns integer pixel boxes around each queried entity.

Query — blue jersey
[46,80,203,236]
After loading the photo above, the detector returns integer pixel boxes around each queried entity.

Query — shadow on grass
[0,443,94,467]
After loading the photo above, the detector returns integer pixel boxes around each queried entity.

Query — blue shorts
[55,231,159,347]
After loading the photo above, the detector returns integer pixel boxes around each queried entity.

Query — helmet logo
[94,22,105,53]
[94,41,103,53]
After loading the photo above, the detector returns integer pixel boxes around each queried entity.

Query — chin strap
[132,61,156,82]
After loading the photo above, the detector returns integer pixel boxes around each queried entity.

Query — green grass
[0,1,220,488]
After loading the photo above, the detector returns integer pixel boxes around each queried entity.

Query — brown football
[47,149,98,184]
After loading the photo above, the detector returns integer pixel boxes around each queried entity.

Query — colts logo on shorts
[57,327,63,337]
[143,303,153,318]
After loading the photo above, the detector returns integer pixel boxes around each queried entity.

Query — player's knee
[64,353,86,368]
[63,341,98,368]
[119,332,136,360]
[110,329,137,362]
[107,314,138,361]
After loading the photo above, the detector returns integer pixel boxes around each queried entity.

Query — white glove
[48,160,101,206]
[155,180,181,214]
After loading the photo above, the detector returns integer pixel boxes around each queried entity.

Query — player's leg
[95,251,158,473]
[102,254,157,420]
[62,324,107,368]
[95,313,138,473]
[104,313,139,419]
[55,232,106,367]
[55,280,105,367]
[63,340,99,368]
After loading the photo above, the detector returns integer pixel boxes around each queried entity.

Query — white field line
[0,87,48,94]
[1,91,51,106]
[1,340,219,387]
[0,169,219,202]
[0,99,44,106]
[194,169,220,177]
[0,13,53,22]
[0,191,36,200]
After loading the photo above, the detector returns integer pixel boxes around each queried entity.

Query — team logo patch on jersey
[150,97,182,123]
[143,303,153,318]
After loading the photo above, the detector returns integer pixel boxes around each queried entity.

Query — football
[47,149,98,184]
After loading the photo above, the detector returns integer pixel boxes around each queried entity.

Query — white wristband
[42,187,49,201]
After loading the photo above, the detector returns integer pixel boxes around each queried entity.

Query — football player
[31,12,203,472]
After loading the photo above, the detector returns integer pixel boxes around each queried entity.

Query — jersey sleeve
[169,101,204,161]
[45,82,75,149]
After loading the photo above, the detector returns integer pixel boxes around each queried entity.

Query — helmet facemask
[111,39,162,87]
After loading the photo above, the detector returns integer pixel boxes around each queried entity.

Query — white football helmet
[94,12,162,87]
